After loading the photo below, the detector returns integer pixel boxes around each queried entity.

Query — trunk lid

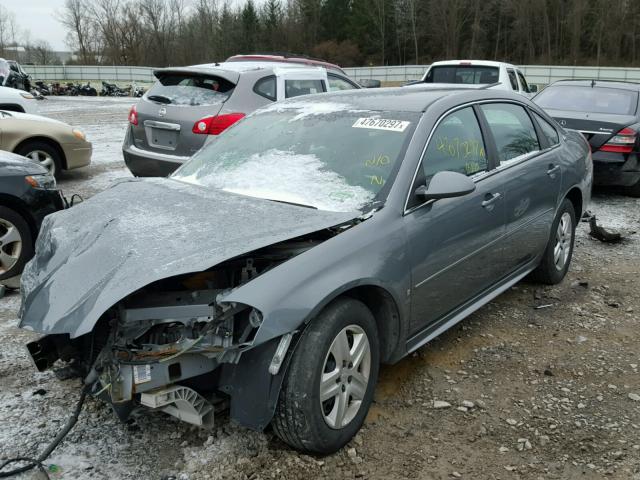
[132,68,240,157]
[545,109,637,150]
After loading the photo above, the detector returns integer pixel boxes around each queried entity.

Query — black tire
[15,140,63,178]
[530,199,576,285]
[272,297,380,454]
[0,206,33,281]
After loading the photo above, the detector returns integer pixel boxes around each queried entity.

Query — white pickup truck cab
[408,60,537,97]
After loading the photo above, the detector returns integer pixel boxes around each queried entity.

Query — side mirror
[415,171,476,200]
[529,84,538,93]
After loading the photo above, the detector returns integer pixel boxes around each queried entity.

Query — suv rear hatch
[132,68,239,157]
[534,84,639,151]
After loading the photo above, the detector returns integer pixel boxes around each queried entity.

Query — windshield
[147,73,235,106]
[535,85,639,115]
[426,65,499,84]
[171,103,419,212]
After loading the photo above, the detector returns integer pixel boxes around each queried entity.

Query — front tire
[15,141,63,177]
[530,199,576,285]
[272,298,380,454]
[0,206,33,281]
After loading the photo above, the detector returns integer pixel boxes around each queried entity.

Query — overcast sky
[2,0,262,51]
[2,0,68,50]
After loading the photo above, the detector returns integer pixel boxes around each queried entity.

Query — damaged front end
[26,236,331,429]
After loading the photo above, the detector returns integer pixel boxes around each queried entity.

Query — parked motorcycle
[34,81,51,96]
[77,82,98,96]
[101,81,128,96]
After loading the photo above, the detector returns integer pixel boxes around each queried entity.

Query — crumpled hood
[19,178,356,337]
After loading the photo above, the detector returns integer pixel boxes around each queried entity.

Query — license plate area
[144,120,181,151]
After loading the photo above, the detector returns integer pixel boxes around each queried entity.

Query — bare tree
[58,0,97,63]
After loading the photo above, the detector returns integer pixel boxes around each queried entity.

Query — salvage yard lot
[1,97,639,479]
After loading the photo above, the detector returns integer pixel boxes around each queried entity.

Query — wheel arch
[14,136,67,170]
[0,104,25,113]
[563,186,583,220]
[338,285,403,364]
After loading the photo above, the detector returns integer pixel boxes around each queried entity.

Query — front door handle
[547,164,560,177]
[481,192,502,209]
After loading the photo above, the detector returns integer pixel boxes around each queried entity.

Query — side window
[328,74,358,91]
[254,76,276,101]
[421,107,488,185]
[285,79,326,98]
[532,111,560,146]
[480,103,540,165]
[516,71,530,93]
[507,69,518,91]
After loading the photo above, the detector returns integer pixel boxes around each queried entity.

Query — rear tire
[272,298,380,454]
[15,140,63,177]
[0,206,33,281]
[530,199,576,285]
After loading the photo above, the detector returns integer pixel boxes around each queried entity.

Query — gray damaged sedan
[20,87,592,453]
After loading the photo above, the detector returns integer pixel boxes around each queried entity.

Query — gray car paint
[20,87,591,427]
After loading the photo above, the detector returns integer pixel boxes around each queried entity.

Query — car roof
[226,54,345,74]
[269,86,526,113]
[430,60,515,68]
[157,63,327,82]
[548,79,640,91]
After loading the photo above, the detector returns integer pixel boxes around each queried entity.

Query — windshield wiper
[265,198,318,209]
[147,94,172,104]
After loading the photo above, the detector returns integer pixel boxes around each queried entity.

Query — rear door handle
[547,164,560,177]
[481,192,502,208]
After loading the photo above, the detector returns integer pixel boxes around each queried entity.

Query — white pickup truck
[407,60,537,97]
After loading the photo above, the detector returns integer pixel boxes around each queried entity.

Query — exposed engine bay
[26,231,337,428]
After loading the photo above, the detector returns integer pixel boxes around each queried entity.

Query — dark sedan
[0,151,64,287]
[20,87,591,454]
[534,80,640,196]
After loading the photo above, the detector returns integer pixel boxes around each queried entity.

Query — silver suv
[123,63,360,177]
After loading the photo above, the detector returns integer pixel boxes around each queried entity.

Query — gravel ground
[0,97,639,480]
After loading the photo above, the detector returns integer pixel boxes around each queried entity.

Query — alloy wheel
[0,218,22,275]
[27,150,56,176]
[320,325,371,429]
[553,212,572,271]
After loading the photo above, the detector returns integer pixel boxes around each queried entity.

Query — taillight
[192,113,245,135]
[600,127,636,153]
[128,105,138,125]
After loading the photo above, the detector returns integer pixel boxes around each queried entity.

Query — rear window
[147,74,235,106]
[535,85,639,115]
[425,65,499,84]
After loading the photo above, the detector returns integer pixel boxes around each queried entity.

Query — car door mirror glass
[529,84,538,93]
[415,171,476,200]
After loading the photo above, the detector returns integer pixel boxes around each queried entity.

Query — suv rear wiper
[147,94,172,104]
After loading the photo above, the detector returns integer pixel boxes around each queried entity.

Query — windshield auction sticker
[352,117,410,132]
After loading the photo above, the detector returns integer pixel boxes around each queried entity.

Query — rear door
[276,68,328,100]
[478,102,562,273]
[133,70,238,157]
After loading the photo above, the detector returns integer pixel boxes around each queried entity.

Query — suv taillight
[128,105,138,126]
[192,113,245,135]
[600,127,636,153]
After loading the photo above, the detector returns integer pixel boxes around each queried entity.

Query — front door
[405,106,506,337]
